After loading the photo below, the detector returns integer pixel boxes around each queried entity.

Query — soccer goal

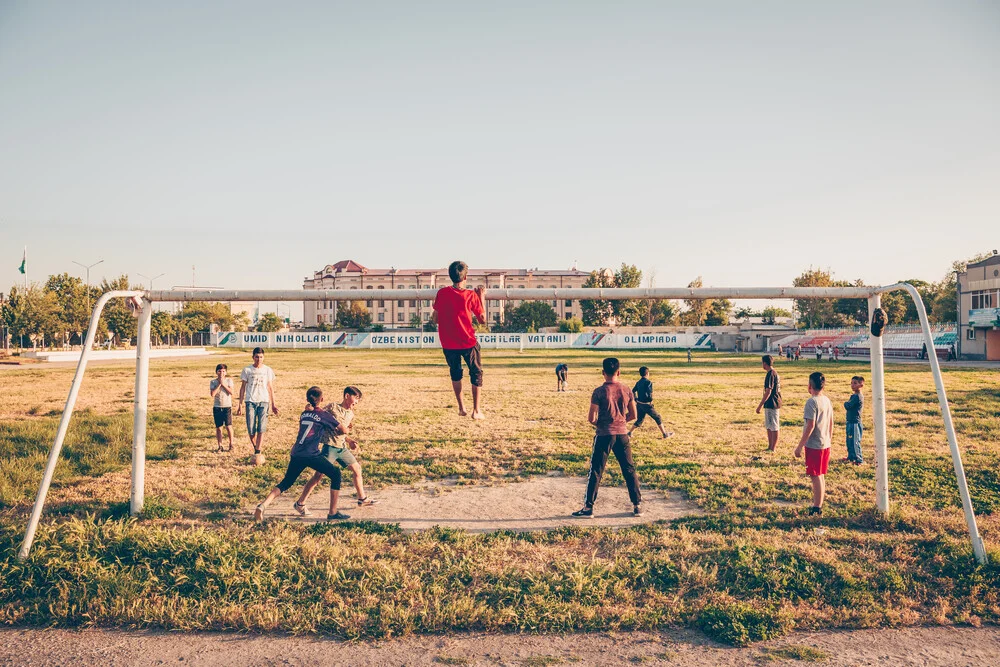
[17,284,987,563]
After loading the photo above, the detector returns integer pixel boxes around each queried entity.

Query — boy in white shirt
[235,347,279,461]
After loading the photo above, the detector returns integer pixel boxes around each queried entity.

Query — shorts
[213,407,232,428]
[805,447,830,477]
[443,344,483,386]
[556,369,567,381]
[245,401,269,436]
[634,402,662,427]
[763,408,780,432]
[322,444,358,468]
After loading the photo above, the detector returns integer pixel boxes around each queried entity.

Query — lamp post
[72,259,104,315]
[137,272,165,291]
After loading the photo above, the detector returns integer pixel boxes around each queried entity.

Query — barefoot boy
[235,347,279,458]
[433,260,487,419]
[755,355,782,451]
[572,357,643,518]
[295,386,377,513]
[628,366,673,438]
[209,363,234,452]
[843,376,865,465]
[794,372,834,515]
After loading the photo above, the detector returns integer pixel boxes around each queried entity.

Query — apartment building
[956,252,1000,360]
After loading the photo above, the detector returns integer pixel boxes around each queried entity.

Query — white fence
[211,331,716,350]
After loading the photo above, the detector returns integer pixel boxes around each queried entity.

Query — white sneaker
[253,505,264,522]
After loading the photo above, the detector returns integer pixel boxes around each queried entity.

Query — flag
[17,247,25,275]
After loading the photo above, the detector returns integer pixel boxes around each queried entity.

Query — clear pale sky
[2,1,998,311]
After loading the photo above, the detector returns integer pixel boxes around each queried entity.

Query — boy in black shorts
[628,366,673,438]
[209,364,234,452]
[555,363,569,391]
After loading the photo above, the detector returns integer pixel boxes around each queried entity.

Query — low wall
[22,348,212,363]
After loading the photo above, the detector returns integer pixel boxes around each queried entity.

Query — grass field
[0,349,998,645]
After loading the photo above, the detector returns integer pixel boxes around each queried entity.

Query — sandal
[293,501,311,517]
[357,496,378,507]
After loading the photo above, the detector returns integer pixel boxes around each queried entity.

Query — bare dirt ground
[255,473,701,530]
[1,625,998,666]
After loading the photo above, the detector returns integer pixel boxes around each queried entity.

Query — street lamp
[137,272,165,291]
[72,259,104,315]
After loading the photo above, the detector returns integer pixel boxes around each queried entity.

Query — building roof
[965,254,1000,270]
[314,260,590,278]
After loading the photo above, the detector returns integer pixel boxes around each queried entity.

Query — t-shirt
[763,369,781,409]
[555,363,568,374]
[591,382,635,436]
[632,378,654,403]
[803,395,833,450]
[240,364,276,404]
[209,377,234,408]
[433,286,485,350]
[844,393,863,424]
[290,409,341,458]
[319,402,354,448]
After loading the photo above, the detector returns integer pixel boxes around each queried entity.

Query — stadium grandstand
[771,326,958,360]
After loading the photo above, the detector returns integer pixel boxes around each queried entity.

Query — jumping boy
[555,363,569,391]
[843,376,865,465]
[628,366,673,438]
[235,347,279,460]
[433,260,487,419]
[254,386,350,522]
[294,386,377,512]
[794,372,834,515]
[209,363,234,452]
[572,357,643,518]
[755,355,781,451]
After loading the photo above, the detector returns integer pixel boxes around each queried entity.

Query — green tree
[336,301,373,330]
[580,264,645,326]
[680,277,712,325]
[409,313,422,329]
[733,306,757,320]
[1,284,62,348]
[98,275,141,345]
[649,300,678,326]
[501,302,557,332]
[150,311,175,345]
[760,306,792,325]
[255,312,284,332]
[580,269,615,326]
[44,273,89,339]
[423,311,438,332]
[791,269,857,328]
[704,299,732,326]
[558,317,584,333]
[177,302,241,333]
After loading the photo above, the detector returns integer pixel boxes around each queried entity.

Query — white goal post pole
[18,290,144,561]
[131,298,152,517]
[868,294,890,514]
[894,283,987,564]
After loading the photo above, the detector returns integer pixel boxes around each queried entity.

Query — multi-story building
[956,252,1000,360]
[303,260,591,328]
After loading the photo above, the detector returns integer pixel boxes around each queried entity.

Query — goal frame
[17,284,987,563]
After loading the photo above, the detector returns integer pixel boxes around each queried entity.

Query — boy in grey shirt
[209,363,234,452]
[794,372,833,516]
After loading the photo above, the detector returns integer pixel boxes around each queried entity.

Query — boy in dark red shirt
[572,357,643,518]
[433,260,487,419]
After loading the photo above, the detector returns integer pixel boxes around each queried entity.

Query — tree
[336,301,372,330]
[791,269,858,328]
[409,313,422,329]
[500,302,557,332]
[177,302,242,333]
[579,264,646,326]
[44,273,89,339]
[680,277,712,326]
[704,299,732,326]
[760,306,792,325]
[1,284,61,348]
[150,311,175,345]
[733,306,756,320]
[558,317,584,333]
[99,275,141,345]
[649,300,678,326]
[255,312,284,332]
[423,311,438,332]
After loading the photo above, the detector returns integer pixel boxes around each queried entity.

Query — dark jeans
[585,434,642,507]
[633,402,662,427]
[443,344,483,386]
[277,455,342,493]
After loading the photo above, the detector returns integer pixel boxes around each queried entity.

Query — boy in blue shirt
[843,376,865,465]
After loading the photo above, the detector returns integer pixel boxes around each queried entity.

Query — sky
[1,1,998,318]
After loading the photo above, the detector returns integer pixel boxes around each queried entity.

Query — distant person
[295,386,377,512]
[628,366,673,438]
[555,363,569,391]
[687,348,692,363]
[794,372,834,516]
[209,363,234,452]
[794,345,801,361]
[433,260,487,419]
[920,342,928,360]
[572,357,643,518]
[755,355,782,451]
[777,344,783,357]
[815,347,822,361]
[253,386,350,522]
[235,347,279,462]
[786,346,793,361]
[833,347,840,361]
[843,376,865,465]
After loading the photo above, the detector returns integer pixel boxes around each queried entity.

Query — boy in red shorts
[433,260,487,419]
[794,371,834,516]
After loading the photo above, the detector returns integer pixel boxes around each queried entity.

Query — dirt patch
[1,625,998,666]
[254,473,701,531]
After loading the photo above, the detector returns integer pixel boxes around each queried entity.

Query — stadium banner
[212,331,715,349]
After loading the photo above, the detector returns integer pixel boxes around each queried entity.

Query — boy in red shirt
[433,260,487,419]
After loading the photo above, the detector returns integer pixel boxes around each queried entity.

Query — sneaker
[253,504,264,522]
[357,496,378,507]
[633,505,643,517]
[571,507,594,518]
[808,506,822,516]
[840,457,853,463]
[327,511,351,521]
[663,432,675,439]
[293,502,312,517]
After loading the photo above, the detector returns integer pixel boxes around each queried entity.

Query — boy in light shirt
[794,372,834,516]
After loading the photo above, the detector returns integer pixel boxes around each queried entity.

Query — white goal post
[17,284,987,564]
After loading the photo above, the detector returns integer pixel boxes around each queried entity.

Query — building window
[378,285,384,307]
[971,290,996,310]
[397,312,405,322]
[423,312,429,321]
[410,300,416,307]
[566,312,572,319]
[366,300,373,308]
[565,300,573,307]
[378,313,385,322]
[967,329,976,340]
[552,300,558,308]
[398,299,405,307]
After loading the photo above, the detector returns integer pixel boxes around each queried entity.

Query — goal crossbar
[17,284,987,564]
